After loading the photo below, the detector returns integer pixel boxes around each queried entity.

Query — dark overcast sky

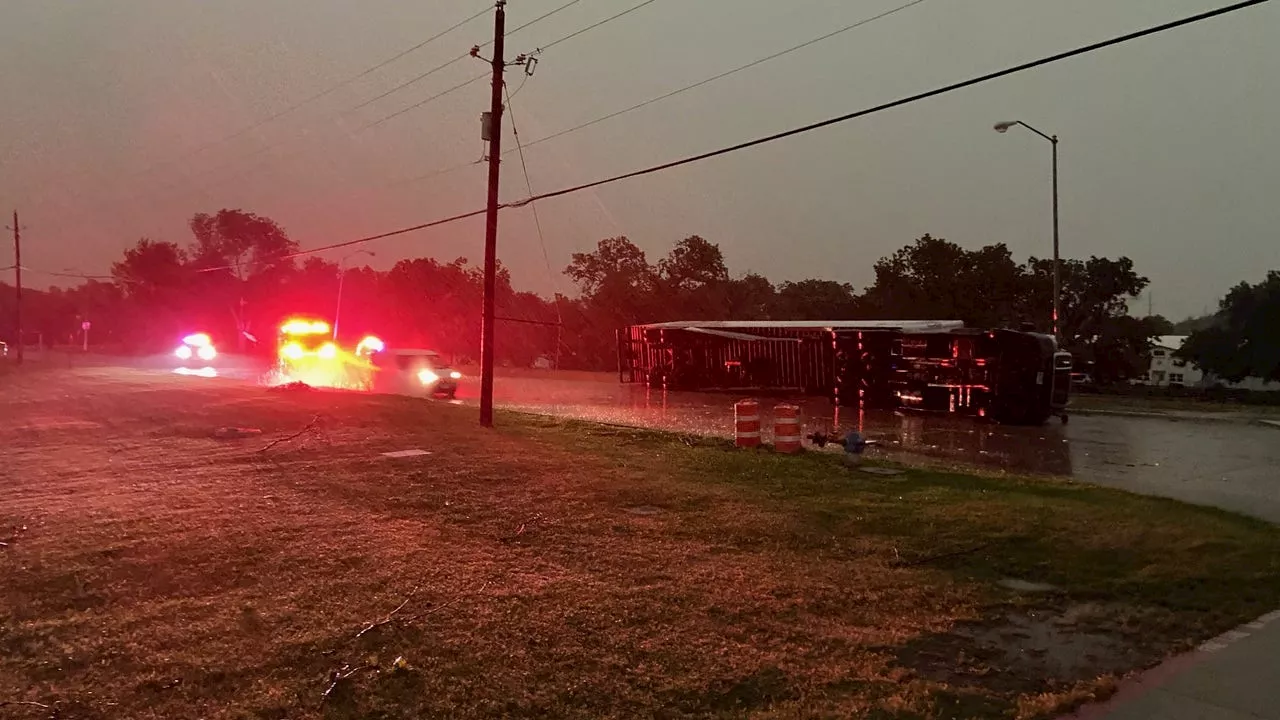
[1,0,1276,320]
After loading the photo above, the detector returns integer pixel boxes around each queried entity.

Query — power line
[355,73,490,132]
[509,0,1269,207]
[85,0,1276,277]
[352,0,653,133]
[505,80,566,361]
[343,53,475,116]
[16,266,114,280]
[502,0,589,40]
[111,0,598,216]
[537,0,660,52]
[394,0,930,187]
[346,0,587,118]
[125,4,492,182]
[194,208,490,274]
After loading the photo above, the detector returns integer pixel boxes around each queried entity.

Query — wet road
[471,374,1280,524]
[148,357,1280,524]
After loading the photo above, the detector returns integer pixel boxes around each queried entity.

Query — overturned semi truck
[617,321,1071,425]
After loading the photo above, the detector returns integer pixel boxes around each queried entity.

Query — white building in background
[1147,335,1202,387]
[1145,335,1280,390]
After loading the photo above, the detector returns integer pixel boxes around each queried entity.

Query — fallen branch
[354,586,419,640]
[0,700,51,710]
[402,581,490,623]
[258,415,321,453]
[499,515,543,543]
[893,540,1000,568]
[321,663,373,701]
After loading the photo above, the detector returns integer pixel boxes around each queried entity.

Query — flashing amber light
[318,342,338,360]
[183,333,212,347]
[280,319,330,335]
[449,371,462,380]
[281,342,305,360]
[357,335,385,354]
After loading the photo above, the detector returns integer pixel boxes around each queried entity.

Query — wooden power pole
[478,0,506,427]
[10,210,21,365]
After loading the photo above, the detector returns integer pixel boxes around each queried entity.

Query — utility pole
[10,211,21,364]
[478,0,507,428]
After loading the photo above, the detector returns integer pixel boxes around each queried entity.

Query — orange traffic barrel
[774,404,802,454]
[734,399,761,448]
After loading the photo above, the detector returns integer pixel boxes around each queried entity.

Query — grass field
[4,368,1280,719]
[1070,392,1280,417]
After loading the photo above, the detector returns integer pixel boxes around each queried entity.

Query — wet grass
[3,368,1280,719]
[1071,392,1280,416]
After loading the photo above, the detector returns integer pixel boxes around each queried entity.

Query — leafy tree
[1179,271,1280,382]
[1146,314,1175,336]
[657,236,734,320]
[771,279,860,320]
[658,235,729,291]
[724,273,775,321]
[110,239,192,348]
[565,236,656,299]
[1171,314,1216,334]
[111,239,189,298]
[860,235,1026,327]
[189,209,299,350]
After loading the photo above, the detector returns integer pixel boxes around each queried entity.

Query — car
[373,348,461,398]
[1070,372,1094,388]
[174,333,217,370]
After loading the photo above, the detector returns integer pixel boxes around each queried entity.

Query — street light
[333,250,375,341]
[994,119,1060,340]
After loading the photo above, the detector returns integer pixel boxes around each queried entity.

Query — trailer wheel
[1060,413,1069,425]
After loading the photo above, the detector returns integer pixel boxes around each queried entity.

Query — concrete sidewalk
[1065,609,1280,719]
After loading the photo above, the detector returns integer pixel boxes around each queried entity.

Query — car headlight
[449,371,462,380]
[175,345,193,360]
[281,343,304,360]
[318,343,337,359]
[418,369,439,385]
[197,345,217,361]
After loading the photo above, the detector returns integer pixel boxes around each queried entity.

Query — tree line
[3,207,1273,382]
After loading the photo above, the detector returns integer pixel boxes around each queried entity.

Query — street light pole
[1050,134,1060,341]
[333,250,374,341]
[995,120,1060,340]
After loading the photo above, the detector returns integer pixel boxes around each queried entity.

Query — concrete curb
[1059,608,1280,719]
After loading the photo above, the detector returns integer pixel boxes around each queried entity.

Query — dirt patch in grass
[3,368,1280,719]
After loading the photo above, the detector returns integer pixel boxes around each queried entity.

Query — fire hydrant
[807,430,875,467]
